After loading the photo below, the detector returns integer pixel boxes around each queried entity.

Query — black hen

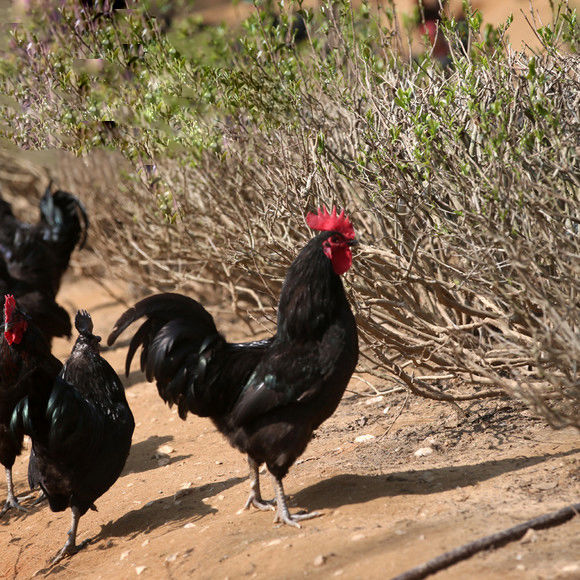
[0,182,88,342]
[0,295,62,516]
[108,207,359,527]
[12,310,134,561]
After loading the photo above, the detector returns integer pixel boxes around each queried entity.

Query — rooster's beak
[347,239,359,247]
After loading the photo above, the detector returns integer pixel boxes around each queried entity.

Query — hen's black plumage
[0,183,89,342]
[0,295,62,516]
[108,214,359,527]
[11,310,134,561]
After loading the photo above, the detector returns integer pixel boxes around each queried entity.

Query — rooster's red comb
[306,206,355,240]
[4,294,16,322]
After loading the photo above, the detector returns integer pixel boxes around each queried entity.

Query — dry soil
[0,276,578,579]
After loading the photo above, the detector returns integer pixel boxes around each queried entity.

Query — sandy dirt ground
[0,275,578,579]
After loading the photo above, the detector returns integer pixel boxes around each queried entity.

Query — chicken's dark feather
[231,324,347,426]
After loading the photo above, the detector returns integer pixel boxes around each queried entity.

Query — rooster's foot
[50,506,87,564]
[1,469,28,517]
[0,496,28,517]
[271,474,321,528]
[244,492,276,512]
[32,490,47,505]
[273,507,321,528]
[18,490,47,506]
[243,457,276,512]
[51,538,90,565]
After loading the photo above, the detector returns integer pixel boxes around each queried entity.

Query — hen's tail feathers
[39,184,89,253]
[75,310,93,335]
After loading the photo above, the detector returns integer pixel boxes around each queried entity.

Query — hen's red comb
[306,206,355,240]
[4,294,16,322]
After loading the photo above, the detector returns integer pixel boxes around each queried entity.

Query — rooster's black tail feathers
[40,183,89,253]
[108,293,228,418]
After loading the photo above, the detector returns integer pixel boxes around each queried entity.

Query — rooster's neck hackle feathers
[276,233,349,340]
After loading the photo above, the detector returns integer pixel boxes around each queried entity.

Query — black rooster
[108,207,359,527]
[12,310,134,562]
[0,182,89,341]
[0,294,62,516]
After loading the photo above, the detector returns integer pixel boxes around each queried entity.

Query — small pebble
[135,566,147,575]
[414,447,433,457]
[519,529,538,544]
[157,445,174,454]
[313,554,326,567]
[354,434,375,443]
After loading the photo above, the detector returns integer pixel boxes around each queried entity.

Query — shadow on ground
[292,449,579,510]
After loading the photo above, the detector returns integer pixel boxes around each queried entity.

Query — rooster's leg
[243,457,276,511]
[1,468,28,516]
[271,474,320,528]
[51,506,89,564]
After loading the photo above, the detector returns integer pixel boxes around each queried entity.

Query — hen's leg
[243,457,276,511]
[1,468,27,516]
[51,507,89,563]
[271,474,320,528]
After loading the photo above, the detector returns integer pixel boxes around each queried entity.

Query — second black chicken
[12,310,134,562]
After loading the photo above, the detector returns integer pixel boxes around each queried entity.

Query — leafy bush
[1,0,578,428]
